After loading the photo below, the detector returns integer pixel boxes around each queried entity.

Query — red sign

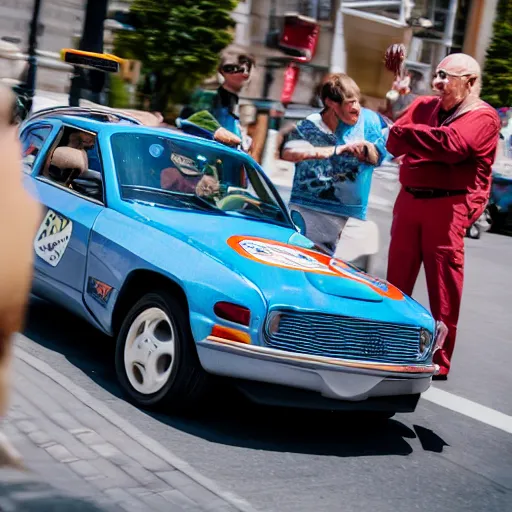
[280,62,300,105]
[279,14,320,62]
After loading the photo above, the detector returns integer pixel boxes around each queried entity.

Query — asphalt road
[17,178,512,512]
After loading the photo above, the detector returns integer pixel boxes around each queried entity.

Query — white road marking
[422,387,512,435]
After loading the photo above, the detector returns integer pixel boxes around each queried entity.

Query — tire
[466,224,481,239]
[115,290,209,411]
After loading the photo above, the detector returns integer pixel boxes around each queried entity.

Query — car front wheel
[115,291,208,410]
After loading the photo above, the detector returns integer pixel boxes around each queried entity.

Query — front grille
[265,311,423,364]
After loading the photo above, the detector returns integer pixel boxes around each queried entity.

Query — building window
[285,0,333,21]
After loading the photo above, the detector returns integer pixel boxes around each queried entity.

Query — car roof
[26,106,144,127]
[24,106,250,160]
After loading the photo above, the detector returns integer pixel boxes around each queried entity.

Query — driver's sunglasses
[221,62,252,74]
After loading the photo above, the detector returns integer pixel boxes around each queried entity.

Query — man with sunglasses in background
[210,53,255,150]
[179,53,255,150]
[384,48,501,379]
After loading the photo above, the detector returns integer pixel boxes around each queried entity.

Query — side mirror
[290,210,306,235]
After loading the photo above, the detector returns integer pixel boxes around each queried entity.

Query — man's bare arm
[281,144,349,162]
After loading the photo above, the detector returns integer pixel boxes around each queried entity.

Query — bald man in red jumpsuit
[385,51,501,379]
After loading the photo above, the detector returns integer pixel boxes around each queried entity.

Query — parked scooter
[466,208,492,239]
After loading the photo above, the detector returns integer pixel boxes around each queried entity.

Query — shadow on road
[23,296,448,458]
[150,402,419,457]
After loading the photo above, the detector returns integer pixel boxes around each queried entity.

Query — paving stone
[1,420,26,445]
[126,486,152,498]
[204,505,240,512]
[27,428,52,446]
[70,407,172,472]
[46,443,80,463]
[74,429,105,446]
[51,411,87,432]
[156,473,229,511]
[87,458,138,490]
[156,470,229,509]
[69,460,102,479]
[159,488,203,511]
[12,462,100,502]
[103,488,147,511]
[156,470,197,489]
[8,430,57,464]
[90,442,133,466]
[12,386,98,461]
[16,419,38,434]
[7,409,29,421]
[121,464,168,491]
[127,487,182,511]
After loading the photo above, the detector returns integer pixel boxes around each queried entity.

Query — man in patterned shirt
[281,73,388,271]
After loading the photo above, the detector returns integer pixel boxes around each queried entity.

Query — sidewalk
[1,345,257,512]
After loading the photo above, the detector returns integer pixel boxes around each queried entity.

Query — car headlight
[419,328,433,354]
[267,312,282,336]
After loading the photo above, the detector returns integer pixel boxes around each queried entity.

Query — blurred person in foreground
[384,46,501,379]
[280,73,387,271]
[0,84,41,465]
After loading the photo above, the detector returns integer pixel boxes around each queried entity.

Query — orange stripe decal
[227,235,404,300]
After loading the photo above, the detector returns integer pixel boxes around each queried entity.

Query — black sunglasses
[221,62,252,74]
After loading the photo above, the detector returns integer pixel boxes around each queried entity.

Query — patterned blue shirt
[285,108,388,220]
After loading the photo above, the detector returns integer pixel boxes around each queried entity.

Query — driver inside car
[160,152,220,199]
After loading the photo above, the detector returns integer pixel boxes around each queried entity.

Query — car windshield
[110,132,291,227]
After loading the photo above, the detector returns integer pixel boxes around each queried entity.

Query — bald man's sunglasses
[433,70,474,80]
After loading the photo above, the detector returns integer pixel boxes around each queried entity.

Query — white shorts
[289,204,379,261]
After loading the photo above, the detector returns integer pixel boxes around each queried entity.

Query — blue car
[489,161,512,234]
[21,106,446,416]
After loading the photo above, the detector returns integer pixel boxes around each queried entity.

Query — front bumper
[197,336,436,405]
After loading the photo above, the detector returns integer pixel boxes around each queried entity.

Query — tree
[114,0,238,111]
[481,0,512,107]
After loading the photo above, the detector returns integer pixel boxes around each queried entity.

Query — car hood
[127,204,433,327]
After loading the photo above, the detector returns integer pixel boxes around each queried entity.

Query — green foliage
[481,0,512,107]
[114,0,238,110]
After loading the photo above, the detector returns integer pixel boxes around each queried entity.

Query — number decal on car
[34,209,73,267]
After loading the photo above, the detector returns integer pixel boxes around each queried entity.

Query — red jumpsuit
[386,96,500,375]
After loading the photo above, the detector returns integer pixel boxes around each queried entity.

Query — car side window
[40,126,104,203]
[21,125,52,173]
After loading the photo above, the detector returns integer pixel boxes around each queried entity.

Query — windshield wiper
[170,192,225,212]
[122,185,221,212]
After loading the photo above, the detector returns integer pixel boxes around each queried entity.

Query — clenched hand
[196,175,220,198]
[344,141,380,165]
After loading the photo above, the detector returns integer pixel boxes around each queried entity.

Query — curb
[14,341,260,512]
